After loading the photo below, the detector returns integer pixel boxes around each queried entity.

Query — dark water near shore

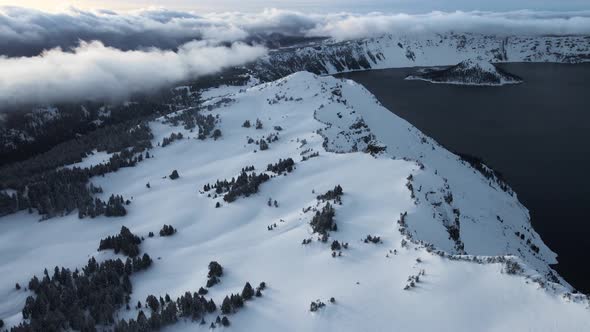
[337,63,590,293]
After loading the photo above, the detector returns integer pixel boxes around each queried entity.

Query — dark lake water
[337,63,590,293]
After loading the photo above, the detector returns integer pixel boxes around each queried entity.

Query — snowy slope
[1,72,589,331]
[405,58,523,86]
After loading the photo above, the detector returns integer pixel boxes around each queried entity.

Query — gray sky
[1,0,589,13]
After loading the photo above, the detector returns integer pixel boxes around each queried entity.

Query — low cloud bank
[1,7,589,108]
[0,41,266,108]
[1,7,590,56]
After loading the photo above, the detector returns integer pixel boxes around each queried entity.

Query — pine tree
[331,240,341,251]
[212,129,222,140]
[221,296,232,314]
[241,282,254,300]
[169,170,180,180]
[146,295,159,312]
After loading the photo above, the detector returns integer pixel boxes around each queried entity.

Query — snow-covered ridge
[252,33,590,80]
[405,58,523,86]
[1,72,589,331]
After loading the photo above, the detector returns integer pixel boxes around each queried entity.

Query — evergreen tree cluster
[301,151,319,161]
[310,203,337,236]
[114,291,217,332]
[112,262,268,331]
[316,185,343,203]
[0,164,132,220]
[206,262,223,288]
[364,235,381,244]
[162,108,217,140]
[242,120,251,128]
[0,123,152,219]
[160,133,183,147]
[105,195,128,217]
[113,281,265,331]
[12,255,152,332]
[309,300,326,312]
[98,226,142,257]
[203,170,271,204]
[1,122,152,188]
[255,119,263,130]
[77,193,128,219]
[266,158,295,175]
[221,281,265,316]
[222,171,271,203]
[159,225,176,237]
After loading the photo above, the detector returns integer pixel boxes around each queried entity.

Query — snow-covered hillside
[405,58,523,86]
[1,72,589,331]
[252,33,590,80]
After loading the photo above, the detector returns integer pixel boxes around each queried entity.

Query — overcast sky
[1,0,589,13]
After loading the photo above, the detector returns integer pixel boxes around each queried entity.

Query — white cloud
[0,40,266,107]
[305,11,590,40]
[2,7,590,57]
[1,6,589,107]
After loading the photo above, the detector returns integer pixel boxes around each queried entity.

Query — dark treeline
[0,85,199,167]
[113,281,266,331]
[113,259,265,331]
[203,159,297,204]
[266,158,294,175]
[0,122,153,219]
[0,88,220,220]
[316,185,343,203]
[204,170,271,203]
[162,108,217,140]
[161,133,183,147]
[456,152,511,193]
[0,122,152,187]
[10,248,266,331]
[10,255,153,332]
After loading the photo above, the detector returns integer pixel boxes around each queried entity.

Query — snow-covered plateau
[1,72,589,331]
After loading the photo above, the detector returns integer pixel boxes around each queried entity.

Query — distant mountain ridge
[250,33,590,81]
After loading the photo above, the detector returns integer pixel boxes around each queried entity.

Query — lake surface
[337,63,590,293]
